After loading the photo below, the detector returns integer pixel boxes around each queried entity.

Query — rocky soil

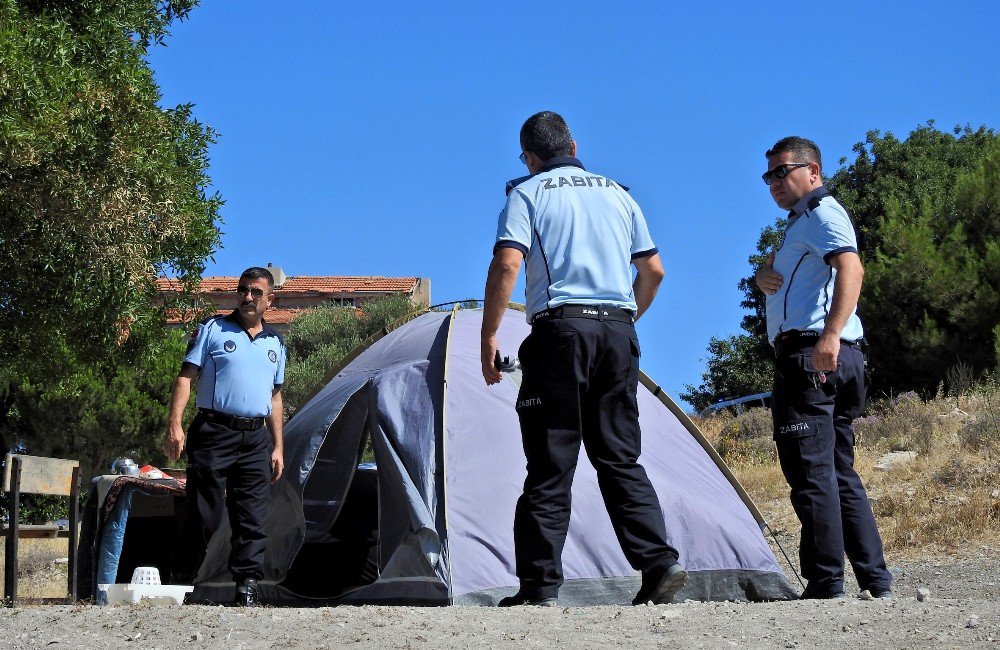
[1,553,996,649]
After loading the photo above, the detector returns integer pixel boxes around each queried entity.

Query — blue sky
[147,2,1000,409]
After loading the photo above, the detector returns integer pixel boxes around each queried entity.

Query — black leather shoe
[800,589,847,600]
[236,578,260,607]
[497,591,558,607]
[633,562,688,605]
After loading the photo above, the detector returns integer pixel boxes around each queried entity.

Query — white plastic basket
[130,566,162,585]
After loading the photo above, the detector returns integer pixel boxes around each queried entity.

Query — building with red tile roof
[157,265,429,329]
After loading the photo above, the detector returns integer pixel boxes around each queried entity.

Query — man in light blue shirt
[164,266,286,606]
[482,111,686,607]
[756,136,892,601]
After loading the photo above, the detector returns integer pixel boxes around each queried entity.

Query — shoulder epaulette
[807,189,831,211]
[505,174,533,196]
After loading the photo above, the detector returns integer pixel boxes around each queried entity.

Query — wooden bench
[2,454,81,607]
[0,524,65,539]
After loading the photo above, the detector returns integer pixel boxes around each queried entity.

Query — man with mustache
[164,266,286,606]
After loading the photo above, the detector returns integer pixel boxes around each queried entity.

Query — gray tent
[192,306,797,605]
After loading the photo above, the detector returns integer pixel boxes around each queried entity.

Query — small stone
[966,616,980,629]
[784,642,796,648]
[841,625,849,632]
[859,590,874,600]
[917,588,931,602]
[874,451,917,471]
[191,632,203,641]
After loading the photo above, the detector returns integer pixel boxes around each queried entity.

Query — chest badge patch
[224,340,237,353]
[268,350,277,363]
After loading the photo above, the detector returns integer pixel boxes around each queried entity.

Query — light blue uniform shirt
[495,157,658,320]
[183,312,286,417]
[766,187,864,344]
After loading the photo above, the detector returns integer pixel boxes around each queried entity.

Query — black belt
[530,304,635,325]
[199,409,266,431]
[774,330,864,354]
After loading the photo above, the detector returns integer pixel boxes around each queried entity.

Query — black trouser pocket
[774,417,830,485]
[517,328,578,430]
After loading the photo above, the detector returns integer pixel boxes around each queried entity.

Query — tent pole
[439,303,462,605]
[638,373,769,527]
[765,523,805,590]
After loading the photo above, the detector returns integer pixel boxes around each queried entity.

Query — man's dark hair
[239,266,275,288]
[766,136,822,168]
[520,111,574,160]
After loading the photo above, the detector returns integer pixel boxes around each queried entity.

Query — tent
[192,306,798,605]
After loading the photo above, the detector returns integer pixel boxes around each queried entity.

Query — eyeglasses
[762,162,811,185]
[518,152,527,165]
[236,285,266,299]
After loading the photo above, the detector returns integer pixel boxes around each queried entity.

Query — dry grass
[0,537,70,599]
[694,383,1000,562]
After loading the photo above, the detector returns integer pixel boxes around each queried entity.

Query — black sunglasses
[236,285,266,299]
[762,162,810,185]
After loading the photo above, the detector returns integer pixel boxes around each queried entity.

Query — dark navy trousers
[513,317,679,598]
[771,336,891,597]
[186,414,272,581]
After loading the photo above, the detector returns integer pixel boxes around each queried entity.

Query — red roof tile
[164,307,363,325]
[156,276,418,294]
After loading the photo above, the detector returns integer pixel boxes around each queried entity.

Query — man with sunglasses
[756,137,892,600]
[482,111,686,607]
[164,266,286,606]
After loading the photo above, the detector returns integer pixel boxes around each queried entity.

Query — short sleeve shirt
[494,157,658,319]
[765,187,864,343]
[184,312,286,417]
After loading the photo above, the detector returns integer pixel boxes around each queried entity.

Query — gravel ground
[1,554,996,649]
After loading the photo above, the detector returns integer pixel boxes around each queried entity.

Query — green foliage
[282,295,418,413]
[0,0,221,382]
[689,123,1000,407]
[680,334,772,412]
[1,324,191,481]
[829,125,1000,396]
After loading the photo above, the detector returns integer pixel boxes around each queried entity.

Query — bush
[716,407,775,464]
[957,380,1000,453]
[853,392,942,453]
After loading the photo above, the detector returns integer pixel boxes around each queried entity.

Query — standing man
[164,266,286,607]
[756,137,892,600]
[481,111,687,607]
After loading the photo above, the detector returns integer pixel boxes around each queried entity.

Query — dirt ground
[1,551,997,649]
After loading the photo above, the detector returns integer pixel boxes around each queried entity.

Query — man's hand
[755,254,783,295]
[270,448,284,484]
[482,334,502,385]
[481,247,522,386]
[164,421,186,462]
[812,331,840,372]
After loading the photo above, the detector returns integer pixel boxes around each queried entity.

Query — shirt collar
[504,157,586,195]
[789,186,830,217]
[538,156,585,173]
[225,310,276,337]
